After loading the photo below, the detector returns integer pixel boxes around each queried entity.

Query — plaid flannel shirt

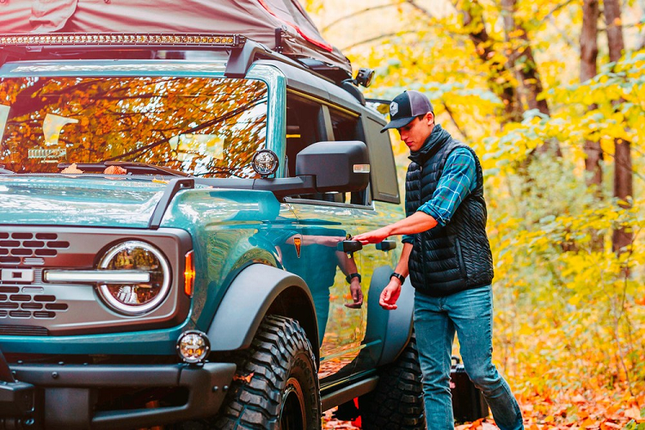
[402,148,477,244]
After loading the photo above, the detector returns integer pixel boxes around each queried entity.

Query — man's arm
[335,250,364,309]
[354,148,476,245]
[354,211,438,245]
[379,243,412,310]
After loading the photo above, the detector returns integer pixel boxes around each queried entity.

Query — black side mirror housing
[295,141,370,193]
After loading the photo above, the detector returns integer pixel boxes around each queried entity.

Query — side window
[328,108,369,206]
[329,108,362,142]
[363,117,400,204]
[286,93,370,206]
[286,95,325,178]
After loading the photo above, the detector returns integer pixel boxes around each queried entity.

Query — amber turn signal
[184,251,195,297]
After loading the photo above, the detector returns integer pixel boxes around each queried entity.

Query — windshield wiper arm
[0,166,15,175]
[57,162,189,177]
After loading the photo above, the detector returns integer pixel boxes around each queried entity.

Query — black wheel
[214,315,321,430]
[359,333,426,429]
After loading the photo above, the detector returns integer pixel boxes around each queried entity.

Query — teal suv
[0,34,425,430]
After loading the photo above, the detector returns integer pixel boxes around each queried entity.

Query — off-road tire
[359,333,426,429]
[214,315,321,430]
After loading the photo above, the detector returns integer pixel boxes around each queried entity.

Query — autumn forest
[308,0,645,428]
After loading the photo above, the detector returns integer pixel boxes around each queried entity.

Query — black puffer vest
[406,125,494,297]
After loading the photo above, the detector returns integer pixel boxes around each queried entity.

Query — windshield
[0,75,268,178]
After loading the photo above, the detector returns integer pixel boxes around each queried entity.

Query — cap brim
[380,116,416,133]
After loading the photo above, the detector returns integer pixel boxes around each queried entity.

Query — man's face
[397,113,434,152]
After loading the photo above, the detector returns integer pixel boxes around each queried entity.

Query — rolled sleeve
[402,234,414,244]
[416,148,477,227]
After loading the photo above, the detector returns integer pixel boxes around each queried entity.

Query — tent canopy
[0,0,352,76]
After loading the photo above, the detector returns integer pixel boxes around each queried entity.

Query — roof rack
[0,32,244,68]
[0,32,368,103]
[0,32,326,78]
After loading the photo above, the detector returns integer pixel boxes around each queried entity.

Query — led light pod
[252,149,279,177]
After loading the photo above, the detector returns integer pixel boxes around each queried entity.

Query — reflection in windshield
[0,76,268,178]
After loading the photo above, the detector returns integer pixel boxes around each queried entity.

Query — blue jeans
[413,286,523,430]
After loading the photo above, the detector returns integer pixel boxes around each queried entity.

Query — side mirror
[295,141,370,193]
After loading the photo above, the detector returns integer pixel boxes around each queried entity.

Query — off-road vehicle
[0,1,427,428]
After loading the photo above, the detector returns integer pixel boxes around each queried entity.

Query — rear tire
[214,315,321,430]
[359,333,426,429]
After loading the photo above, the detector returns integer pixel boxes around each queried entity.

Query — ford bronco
[0,1,426,429]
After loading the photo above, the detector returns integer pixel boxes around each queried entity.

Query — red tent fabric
[0,0,351,75]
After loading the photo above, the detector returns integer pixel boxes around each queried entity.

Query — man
[354,90,523,429]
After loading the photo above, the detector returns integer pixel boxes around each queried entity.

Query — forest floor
[322,390,645,429]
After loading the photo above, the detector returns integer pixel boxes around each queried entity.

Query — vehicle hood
[0,176,164,228]
[0,176,286,229]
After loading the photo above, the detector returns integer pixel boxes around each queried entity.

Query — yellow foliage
[307,3,645,428]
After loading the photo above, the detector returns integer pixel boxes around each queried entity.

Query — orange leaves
[515,389,645,429]
[232,372,254,383]
[324,388,645,429]
[624,406,644,421]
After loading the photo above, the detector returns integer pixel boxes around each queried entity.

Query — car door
[283,93,372,385]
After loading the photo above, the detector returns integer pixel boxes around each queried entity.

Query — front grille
[0,324,49,336]
[0,284,68,320]
[0,226,189,336]
[0,232,69,265]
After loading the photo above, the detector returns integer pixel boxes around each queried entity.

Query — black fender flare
[364,265,415,366]
[207,263,320,361]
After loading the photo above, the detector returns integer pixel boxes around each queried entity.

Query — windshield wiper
[57,162,189,177]
[0,166,15,175]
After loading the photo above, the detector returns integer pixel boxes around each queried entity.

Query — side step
[321,375,379,411]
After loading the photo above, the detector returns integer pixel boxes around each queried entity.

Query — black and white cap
[380,90,433,133]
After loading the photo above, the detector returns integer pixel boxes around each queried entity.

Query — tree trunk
[408,0,524,124]
[500,0,561,155]
[580,0,601,188]
[500,0,548,116]
[458,0,523,124]
[580,0,603,250]
[603,0,633,253]
[612,138,633,252]
[604,0,625,63]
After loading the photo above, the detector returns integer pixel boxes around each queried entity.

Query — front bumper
[4,362,236,429]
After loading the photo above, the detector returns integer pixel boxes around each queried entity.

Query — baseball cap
[380,90,433,133]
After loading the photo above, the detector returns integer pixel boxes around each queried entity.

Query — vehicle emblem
[1,268,34,283]
[390,101,398,117]
[293,235,302,258]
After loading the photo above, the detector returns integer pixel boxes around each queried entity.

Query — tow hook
[0,350,36,429]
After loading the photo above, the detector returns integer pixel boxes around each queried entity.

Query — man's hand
[344,279,363,309]
[379,280,402,310]
[354,212,438,245]
[354,227,391,245]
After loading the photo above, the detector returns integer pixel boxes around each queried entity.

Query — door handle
[338,240,363,254]
[376,240,397,251]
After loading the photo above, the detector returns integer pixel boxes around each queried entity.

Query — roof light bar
[0,33,243,49]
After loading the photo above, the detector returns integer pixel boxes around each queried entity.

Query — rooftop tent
[0,0,352,76]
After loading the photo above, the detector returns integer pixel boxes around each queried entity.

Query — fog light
[177,331,210,364]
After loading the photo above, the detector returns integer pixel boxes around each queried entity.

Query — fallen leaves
[232,372,254,383]
[323,389,645,429]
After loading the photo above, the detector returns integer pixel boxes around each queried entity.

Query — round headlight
[97,241,171,315]
[177,330,210,364]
